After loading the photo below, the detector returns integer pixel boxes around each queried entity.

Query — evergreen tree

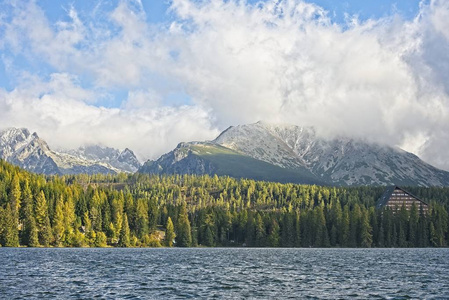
[35,191,52,246]
[360,210,373,248]
[9,175,21,214]
[1,204,19,247]
[135,198,149,239]
[349,204,360,247]
[341,205,350,247]
[294,211,301,247]
[165,217,175,247]
[254,213,265,247]
[408,203,419,246]
[176,203,192,247]
[53,196,65,247]
[118,213,131,247]
[21,180,38,246]
[27,217,39,247]
[202,213,216,247]
[267,219,280,247]
[281,212,294,247]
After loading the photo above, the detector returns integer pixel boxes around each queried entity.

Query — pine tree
[408,203,419,247]
[119,213,131,247]
[360,210,373,248]
[94,232,107,247]
[341,205,350,247]
[27,217,39,247]
[165,217,175,247]
[53,196,65,247]
[429,222,438,247]
[21,180,38,246]
[377,221,385,248]
[294,211,301,247]
[281,212,294,247]
[9,175,21,214]
[267,219,280,247]
[63,197,76,246]
[202,213,216,247]
[135,199,149,239]
[35,191,52,247]
[255,213,265,247]
[349,204,361,247]
[1,204,19,247]
[176,203,192,247]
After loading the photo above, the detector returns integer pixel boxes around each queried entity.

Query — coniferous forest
[0,160,448,248]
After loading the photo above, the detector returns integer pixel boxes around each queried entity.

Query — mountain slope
[140,142,323,184]
[140,121,449,186]
[0,128,61,174]
[0,128,141,175]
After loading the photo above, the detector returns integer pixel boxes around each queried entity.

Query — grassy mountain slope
[140,143,324,185]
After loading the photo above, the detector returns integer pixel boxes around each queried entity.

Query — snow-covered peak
[1,127,32,145]
[62,145,141,173]
[0,127,141,174]
[212,121,449,186]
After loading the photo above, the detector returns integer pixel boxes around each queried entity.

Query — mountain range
[2,123,449,186]
[139,121,449,186]
[0,128,141,175]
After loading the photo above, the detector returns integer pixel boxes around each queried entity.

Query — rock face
[139,142,218,175]
[0,128,141,175]
[64,146,141,173]
[0,128,61,174]
[140,121,449,186]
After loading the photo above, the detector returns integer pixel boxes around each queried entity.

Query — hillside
[1,159,448,248]
[140,121,449,186]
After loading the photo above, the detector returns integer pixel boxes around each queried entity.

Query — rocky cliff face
[0,128,61,174]
[139,142,217,175]
[140,121,449,186]
[0,128,141,175]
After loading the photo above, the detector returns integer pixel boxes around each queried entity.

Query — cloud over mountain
[0,0,449,169]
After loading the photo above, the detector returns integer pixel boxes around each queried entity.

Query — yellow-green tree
[165,217,175,247]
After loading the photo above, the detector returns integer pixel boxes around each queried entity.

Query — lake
[0,248,448,299]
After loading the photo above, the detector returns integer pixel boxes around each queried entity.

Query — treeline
[0,160,448,248]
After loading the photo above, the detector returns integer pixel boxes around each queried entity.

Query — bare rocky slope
[0,128,141,175]
[140,121,449,186]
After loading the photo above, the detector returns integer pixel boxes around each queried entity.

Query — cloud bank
[1,0,449,169]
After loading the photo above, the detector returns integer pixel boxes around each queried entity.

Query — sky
[1,0,449,170]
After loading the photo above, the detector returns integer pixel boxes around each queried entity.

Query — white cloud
[0,74,219,161]
[161,0,449,169]
[1,0,449,170]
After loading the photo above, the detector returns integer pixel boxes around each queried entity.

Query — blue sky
[0,0,423,105]
[0,0,424,93]
[1,0,449,170]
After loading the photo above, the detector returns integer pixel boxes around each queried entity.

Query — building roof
[376,185,428,209]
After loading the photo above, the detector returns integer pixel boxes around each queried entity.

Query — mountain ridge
[0,127,141,175]
[139,121,449,186]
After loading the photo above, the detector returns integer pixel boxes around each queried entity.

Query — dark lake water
[0,248,448,299]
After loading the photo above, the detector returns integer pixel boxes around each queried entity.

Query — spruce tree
[21,180,38,246]
[341,205,350,247]
[2,204,19,247]
[360,210,373,248]
[53,196,65,247]
[255,213,265,247]
[176,203,192,247]
[35,191,52,247]
[267,219,280,247]
[119,213,131,247]
[165,217,176,247]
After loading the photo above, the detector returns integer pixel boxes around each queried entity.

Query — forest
[0,160,448,248]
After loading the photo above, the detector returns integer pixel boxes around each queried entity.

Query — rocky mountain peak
[141,121,449,186]
[0,127,141,175]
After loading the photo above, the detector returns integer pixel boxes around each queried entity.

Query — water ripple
[0,248,448,299]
